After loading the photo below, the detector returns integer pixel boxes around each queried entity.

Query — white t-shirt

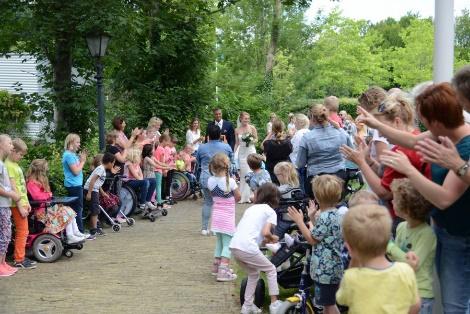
[290,128,309,165]
[84,165,106,192]
[464,111,470,125]
[229,204,277,254]
[370,129,390,160]
[207,176,237,193]
[186,129,201,151]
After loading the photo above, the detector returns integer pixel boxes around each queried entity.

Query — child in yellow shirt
[336,204,421,314]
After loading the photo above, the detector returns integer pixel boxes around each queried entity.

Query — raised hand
[416,136,464,172]
[287,206,304,225]
[380,150,414,176]
[356,106,381,129]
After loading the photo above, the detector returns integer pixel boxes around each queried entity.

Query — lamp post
[86,31,111,151]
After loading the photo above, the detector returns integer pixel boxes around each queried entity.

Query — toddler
[347,190,379,208]
[230,183,283,314]
[26,159,84,243]
[387,178,436,314]
[336,204,420,314]
[84,152,117,237]
[245,153,271,195]
[0,134,20,277]
[288,175,344,314]
[5,138,35,269]
[208,153,241,282]
[123,149,151,211]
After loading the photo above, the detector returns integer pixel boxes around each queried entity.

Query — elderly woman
[289,114,309,193]
[358,83,470,314]
[296,104,352,198]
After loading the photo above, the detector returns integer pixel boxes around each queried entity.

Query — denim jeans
[126,179,149,205]
[434,226,470,314]
[419,298,434,314]
[201,187,213,230]
[66,186,84,232]
[145,178,156,203]
[297,167,306,195]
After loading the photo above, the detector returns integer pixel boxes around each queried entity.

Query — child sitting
[245,153,271,195]
[288,175,344,314]
[5,138,35,269]
[207,153,241,282]
[26,159,85,243]
[0,134,20,277]
[387,178,436,313]
[230,183,283,314]
[84,153,117,237]
[337,204,421,313]
[178,144,197,188]
[124,148,151,211]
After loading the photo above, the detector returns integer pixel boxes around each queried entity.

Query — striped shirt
[208,176,237,235]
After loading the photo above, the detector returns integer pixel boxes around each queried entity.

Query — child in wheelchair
[177,144,198,192]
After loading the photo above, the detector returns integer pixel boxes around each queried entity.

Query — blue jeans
[201,187,213,230]
[434,226,470,314]
[66,186,84,232]
[297,167,306,195]
[145,178,156,203]
[126,179,149,205]
[420,298,434,314]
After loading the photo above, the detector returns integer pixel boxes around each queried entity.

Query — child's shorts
[314,282,339,306]
[85,190,100,216]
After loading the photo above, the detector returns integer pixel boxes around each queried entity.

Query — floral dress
[26,180,76,234]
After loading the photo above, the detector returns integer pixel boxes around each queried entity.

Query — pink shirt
[153,146,166,173]
[329,113,343,128]
[166,146,176,167]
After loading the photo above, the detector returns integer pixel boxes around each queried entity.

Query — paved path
[0,199,246,314]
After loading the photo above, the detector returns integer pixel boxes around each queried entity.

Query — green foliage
[0,90,30,134]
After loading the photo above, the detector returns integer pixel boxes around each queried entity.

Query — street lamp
[86,31,111,151]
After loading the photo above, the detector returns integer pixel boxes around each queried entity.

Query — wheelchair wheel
[240,277,265,308]
[276,300,316,314]
[119,185,137,216]
[32,234,63,263]
[170,171,191,201]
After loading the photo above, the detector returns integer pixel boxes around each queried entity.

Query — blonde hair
[64,133,80,150]
[240,111,250,119]
[92,154,103,170]
[12,138,27,153]
[348,190,379,208]
[126,148,142,164]
[274,162,299,187]
[323,96,340,112]
[209,153,231,193]
[294,113,309,130]
[342,204,392,260]
[311,174,343,206]
[374,94,415,127]
[26,159,50,192]
[272,119,286,140]
[148,117,162,128]
[106,131,118,145]
[390,178,432,221]
[309,104,329,126]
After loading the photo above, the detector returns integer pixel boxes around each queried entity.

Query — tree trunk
[52,31,73,134]
[264,0,282,81]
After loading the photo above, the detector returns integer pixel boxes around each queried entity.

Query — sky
[305,0,470,23]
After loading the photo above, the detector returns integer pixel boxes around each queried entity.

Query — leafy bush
[0,90,30,134]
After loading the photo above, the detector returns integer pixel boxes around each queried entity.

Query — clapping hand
[356,107,381,129]
[415,136,464,172]
[287,206,304,225]
[307,200,319,222]
[380,150,414,176]
[111,166,121,174]
[406,251,420,271]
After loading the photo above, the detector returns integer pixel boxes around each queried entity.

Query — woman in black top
[262,119,292,185]
[104,131,127,175]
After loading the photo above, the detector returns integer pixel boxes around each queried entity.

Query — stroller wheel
[112,224,121,232]
[149,215,156,222]
[76,243,84,250]
[127,218,135,226]
[64,250,73,258]
[162,209,168,216]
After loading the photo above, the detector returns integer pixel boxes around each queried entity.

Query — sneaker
[24,257,37,266]
[240,304,262,314]
[86,233,96,241]
[138,203,147,210]
[115,216,127,223]
[94,228,106,236]
[67,234,84,244]
[2,262,18,273]
[14,259,37,269]
[269,300,283,314]
[0,264,17,277]
[211,261,219,276]
[146,202,157,210]
[216,266,237,282]
[201,229,209,236]
[284,233,295,247]
[265,242,281,254]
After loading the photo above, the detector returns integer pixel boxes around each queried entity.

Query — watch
[456,162,470,177]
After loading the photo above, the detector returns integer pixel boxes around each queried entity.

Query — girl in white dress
[235,112,258,204]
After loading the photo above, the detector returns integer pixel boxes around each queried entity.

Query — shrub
[0,89,30,134]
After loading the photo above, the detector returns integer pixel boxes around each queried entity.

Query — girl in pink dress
[208,153,241,282]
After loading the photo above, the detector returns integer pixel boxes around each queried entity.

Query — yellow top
[5,158,29,207]
[336,262,419,314]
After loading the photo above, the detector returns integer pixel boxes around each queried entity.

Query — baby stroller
[25,197,85,262]
[239,190,311,308]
